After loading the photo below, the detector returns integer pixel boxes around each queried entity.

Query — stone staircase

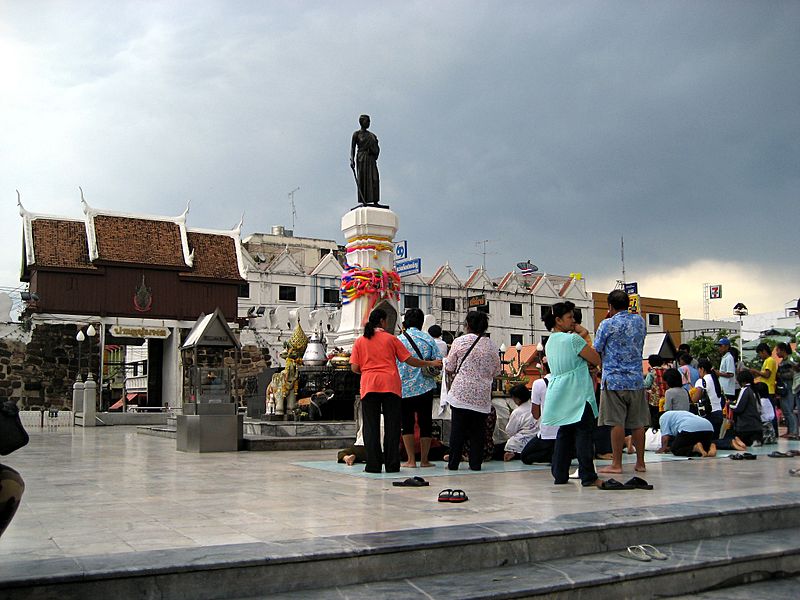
[137,418,358,451]
[242,419,356,451]
[3,492,799,600]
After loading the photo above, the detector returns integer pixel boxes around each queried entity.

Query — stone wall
[1,322,271,410]
[0,323,100,410]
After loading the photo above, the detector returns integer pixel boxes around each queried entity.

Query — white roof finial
[16,190,27,217]
[79,186,90,213]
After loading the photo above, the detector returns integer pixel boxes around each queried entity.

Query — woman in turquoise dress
[540,301,602,487]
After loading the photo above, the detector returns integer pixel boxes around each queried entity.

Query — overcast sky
[1,1,797,319]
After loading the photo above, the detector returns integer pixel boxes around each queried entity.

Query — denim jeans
[551,402,598,486]
[778,387,798,436]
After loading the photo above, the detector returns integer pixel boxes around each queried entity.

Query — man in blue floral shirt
[594,289,647,475]
[397,308,442,467]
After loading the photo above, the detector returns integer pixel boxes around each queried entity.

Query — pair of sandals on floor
[768,450,800,458]
[619,544,668,562]
[599,476,653,490]
[392,477,470,503]
[728,452,757,460]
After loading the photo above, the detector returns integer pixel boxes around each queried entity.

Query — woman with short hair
[444,311,501,471]
[540,302,603,488]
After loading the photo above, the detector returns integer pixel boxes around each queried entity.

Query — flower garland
[340,263,401,307]
[345,236,394,259]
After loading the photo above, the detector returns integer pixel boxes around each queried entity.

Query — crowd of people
[347,290,800,490]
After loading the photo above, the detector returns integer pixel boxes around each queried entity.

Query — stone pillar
[336,206,400,349]
[72,378,84,413]
[82,373,97,427]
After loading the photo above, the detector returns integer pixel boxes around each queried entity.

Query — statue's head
[359,114,370,128]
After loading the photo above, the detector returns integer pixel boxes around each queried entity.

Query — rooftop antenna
[288,187,300,229]
[474,239,497,270]
[620,235,627,285]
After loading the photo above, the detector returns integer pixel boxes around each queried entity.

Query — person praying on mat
[501,384,538,461]
[656,410,717,457]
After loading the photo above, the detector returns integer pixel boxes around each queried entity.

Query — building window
[404,294,419,309]
[510,334,524,347]
[278,286,297,302]
[441,297,457,312]
[237,283,250,298]
[322,288,340,304]
[476,302,489,314]
[510,302,523,317]
[540,305,551,320]
[648,314,661,326]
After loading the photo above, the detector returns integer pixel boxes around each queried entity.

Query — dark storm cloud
[1,1,797,304]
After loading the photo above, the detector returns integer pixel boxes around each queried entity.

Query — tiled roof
[30,219,95,270]
[93,215,186,267]
[183,232,243,280]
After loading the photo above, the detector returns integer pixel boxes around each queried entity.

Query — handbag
[402,331,440,378]
[445,333,484,388]
[0,399,30,456]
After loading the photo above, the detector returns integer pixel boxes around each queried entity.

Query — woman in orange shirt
[351,308,443,473]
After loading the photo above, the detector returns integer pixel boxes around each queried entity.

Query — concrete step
[243,434,355,451]
[136,425,177,439]
[2,492,798,600]
[259,527,800,599]
[243,420,357,437]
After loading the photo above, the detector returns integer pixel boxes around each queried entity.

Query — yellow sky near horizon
[594,259,797,321]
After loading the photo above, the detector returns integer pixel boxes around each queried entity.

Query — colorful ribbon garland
[340,263,401,307]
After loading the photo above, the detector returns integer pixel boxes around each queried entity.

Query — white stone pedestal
[335,206,400,349]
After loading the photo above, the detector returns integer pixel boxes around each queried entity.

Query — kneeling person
[657,410,717,457]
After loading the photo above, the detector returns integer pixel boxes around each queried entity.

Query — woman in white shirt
[693,358,724,437]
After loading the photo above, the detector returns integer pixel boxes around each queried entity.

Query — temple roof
[19,193,245,281]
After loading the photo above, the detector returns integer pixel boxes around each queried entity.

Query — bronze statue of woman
[350,114,380,205]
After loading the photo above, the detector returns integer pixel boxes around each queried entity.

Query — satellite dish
[516,261,539,273]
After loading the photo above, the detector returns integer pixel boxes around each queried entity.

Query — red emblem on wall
[134,275,153,313]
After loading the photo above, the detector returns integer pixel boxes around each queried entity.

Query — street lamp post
[76,329,85,381]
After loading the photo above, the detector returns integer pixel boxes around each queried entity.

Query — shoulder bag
[402,331,441,379]
[0,400,29,456]
[445,333,484,388]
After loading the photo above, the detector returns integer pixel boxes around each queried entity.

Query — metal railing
[19,410,74,429]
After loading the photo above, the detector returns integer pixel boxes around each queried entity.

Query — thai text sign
[110,325,171,339]
[467,294,487,308]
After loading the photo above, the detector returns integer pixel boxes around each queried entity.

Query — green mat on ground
[293,452,688,479]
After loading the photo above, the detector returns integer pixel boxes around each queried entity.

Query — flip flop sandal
[618,545,651,562]
[393,477,429,487]
[638,544,668,560]
[625,476,654,490]
[438,489,453,502]
[600,478,634,490]
[768,451,790,458]
[448,489,469,503]
[729,454,744,460]
[787,450,800,457]
[742,453,757,460]
[789,469,800,477]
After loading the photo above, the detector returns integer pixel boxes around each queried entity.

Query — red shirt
[350,329,411,397]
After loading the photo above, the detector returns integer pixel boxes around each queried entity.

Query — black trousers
[551,402,598,486]
[448,405,487,471]
[671,430,715,456]
[520,437,556,464]
[361,392,402,473]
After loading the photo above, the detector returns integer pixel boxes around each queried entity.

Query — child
[663,368,691,412]
[501,384,538,461]
[754,382,777,445]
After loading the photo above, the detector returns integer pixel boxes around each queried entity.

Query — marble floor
[2,427,800,561]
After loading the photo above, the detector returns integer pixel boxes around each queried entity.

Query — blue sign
[624,282,638,295]
[395,258,421,277]
[394,240,408,261]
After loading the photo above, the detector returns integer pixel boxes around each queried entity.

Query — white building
[236,227,594,359]
[740,299,800,341]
